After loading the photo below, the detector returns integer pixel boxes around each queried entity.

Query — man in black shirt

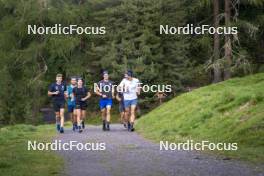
[48,74,67,133]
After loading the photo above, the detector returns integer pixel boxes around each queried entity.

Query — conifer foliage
[0,0,263,124]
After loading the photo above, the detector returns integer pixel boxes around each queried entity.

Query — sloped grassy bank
[137,73,264,162]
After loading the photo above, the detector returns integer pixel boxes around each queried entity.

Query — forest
[0,0,263,125]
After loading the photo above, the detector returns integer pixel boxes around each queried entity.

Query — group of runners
[48,70,140,133]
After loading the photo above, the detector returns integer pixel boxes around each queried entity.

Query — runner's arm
[72,88,76,99]
[112,86,115,99]
[65,88,69,98]
[82,92,91,101]
[95,84,103,96]
[117,79,125,93]
[64,85,67,98]
[116,94,121,101]
[48,91,58,96]
[48,84,58,96]
[136,80,142,95]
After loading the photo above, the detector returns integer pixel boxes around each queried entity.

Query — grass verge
[136,73,264,163]
[0,124,63,176]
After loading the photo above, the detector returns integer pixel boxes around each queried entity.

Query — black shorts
[75,101,87,110]
[53,101,65,112]
[119,103,125,113]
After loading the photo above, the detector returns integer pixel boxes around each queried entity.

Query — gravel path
[57,124,264,176]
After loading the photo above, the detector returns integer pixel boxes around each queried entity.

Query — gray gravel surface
[56,124,264,176]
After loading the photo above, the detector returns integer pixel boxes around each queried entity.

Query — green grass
[136,73,264,163]
[0,124,63,176]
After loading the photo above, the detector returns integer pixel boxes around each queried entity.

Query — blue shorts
[99,98,112,110]
[68,104,76,113]
[124,99,137,109]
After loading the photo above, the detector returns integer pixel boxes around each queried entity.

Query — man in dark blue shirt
[48,74,67,133]
[96,71,115,131]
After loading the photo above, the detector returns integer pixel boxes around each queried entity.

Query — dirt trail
[56,124,264,176]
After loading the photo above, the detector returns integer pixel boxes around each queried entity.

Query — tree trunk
[224,0,232,80]
[213,0,222,83]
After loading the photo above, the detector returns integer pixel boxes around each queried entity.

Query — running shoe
[74,123,78,131]
[106,122,110,131]
[130,123,135,132]
[78,126,83,133]
[82,121,85,129]
[56,124,61,132]
[130,127,135,132]
[60,127,64,133]
[127,122,131,131]
[102,120,106,131]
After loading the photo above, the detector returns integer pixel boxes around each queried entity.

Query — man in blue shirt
[96,71,115,131]
[67,76,77,131]
[48,74,67,133]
